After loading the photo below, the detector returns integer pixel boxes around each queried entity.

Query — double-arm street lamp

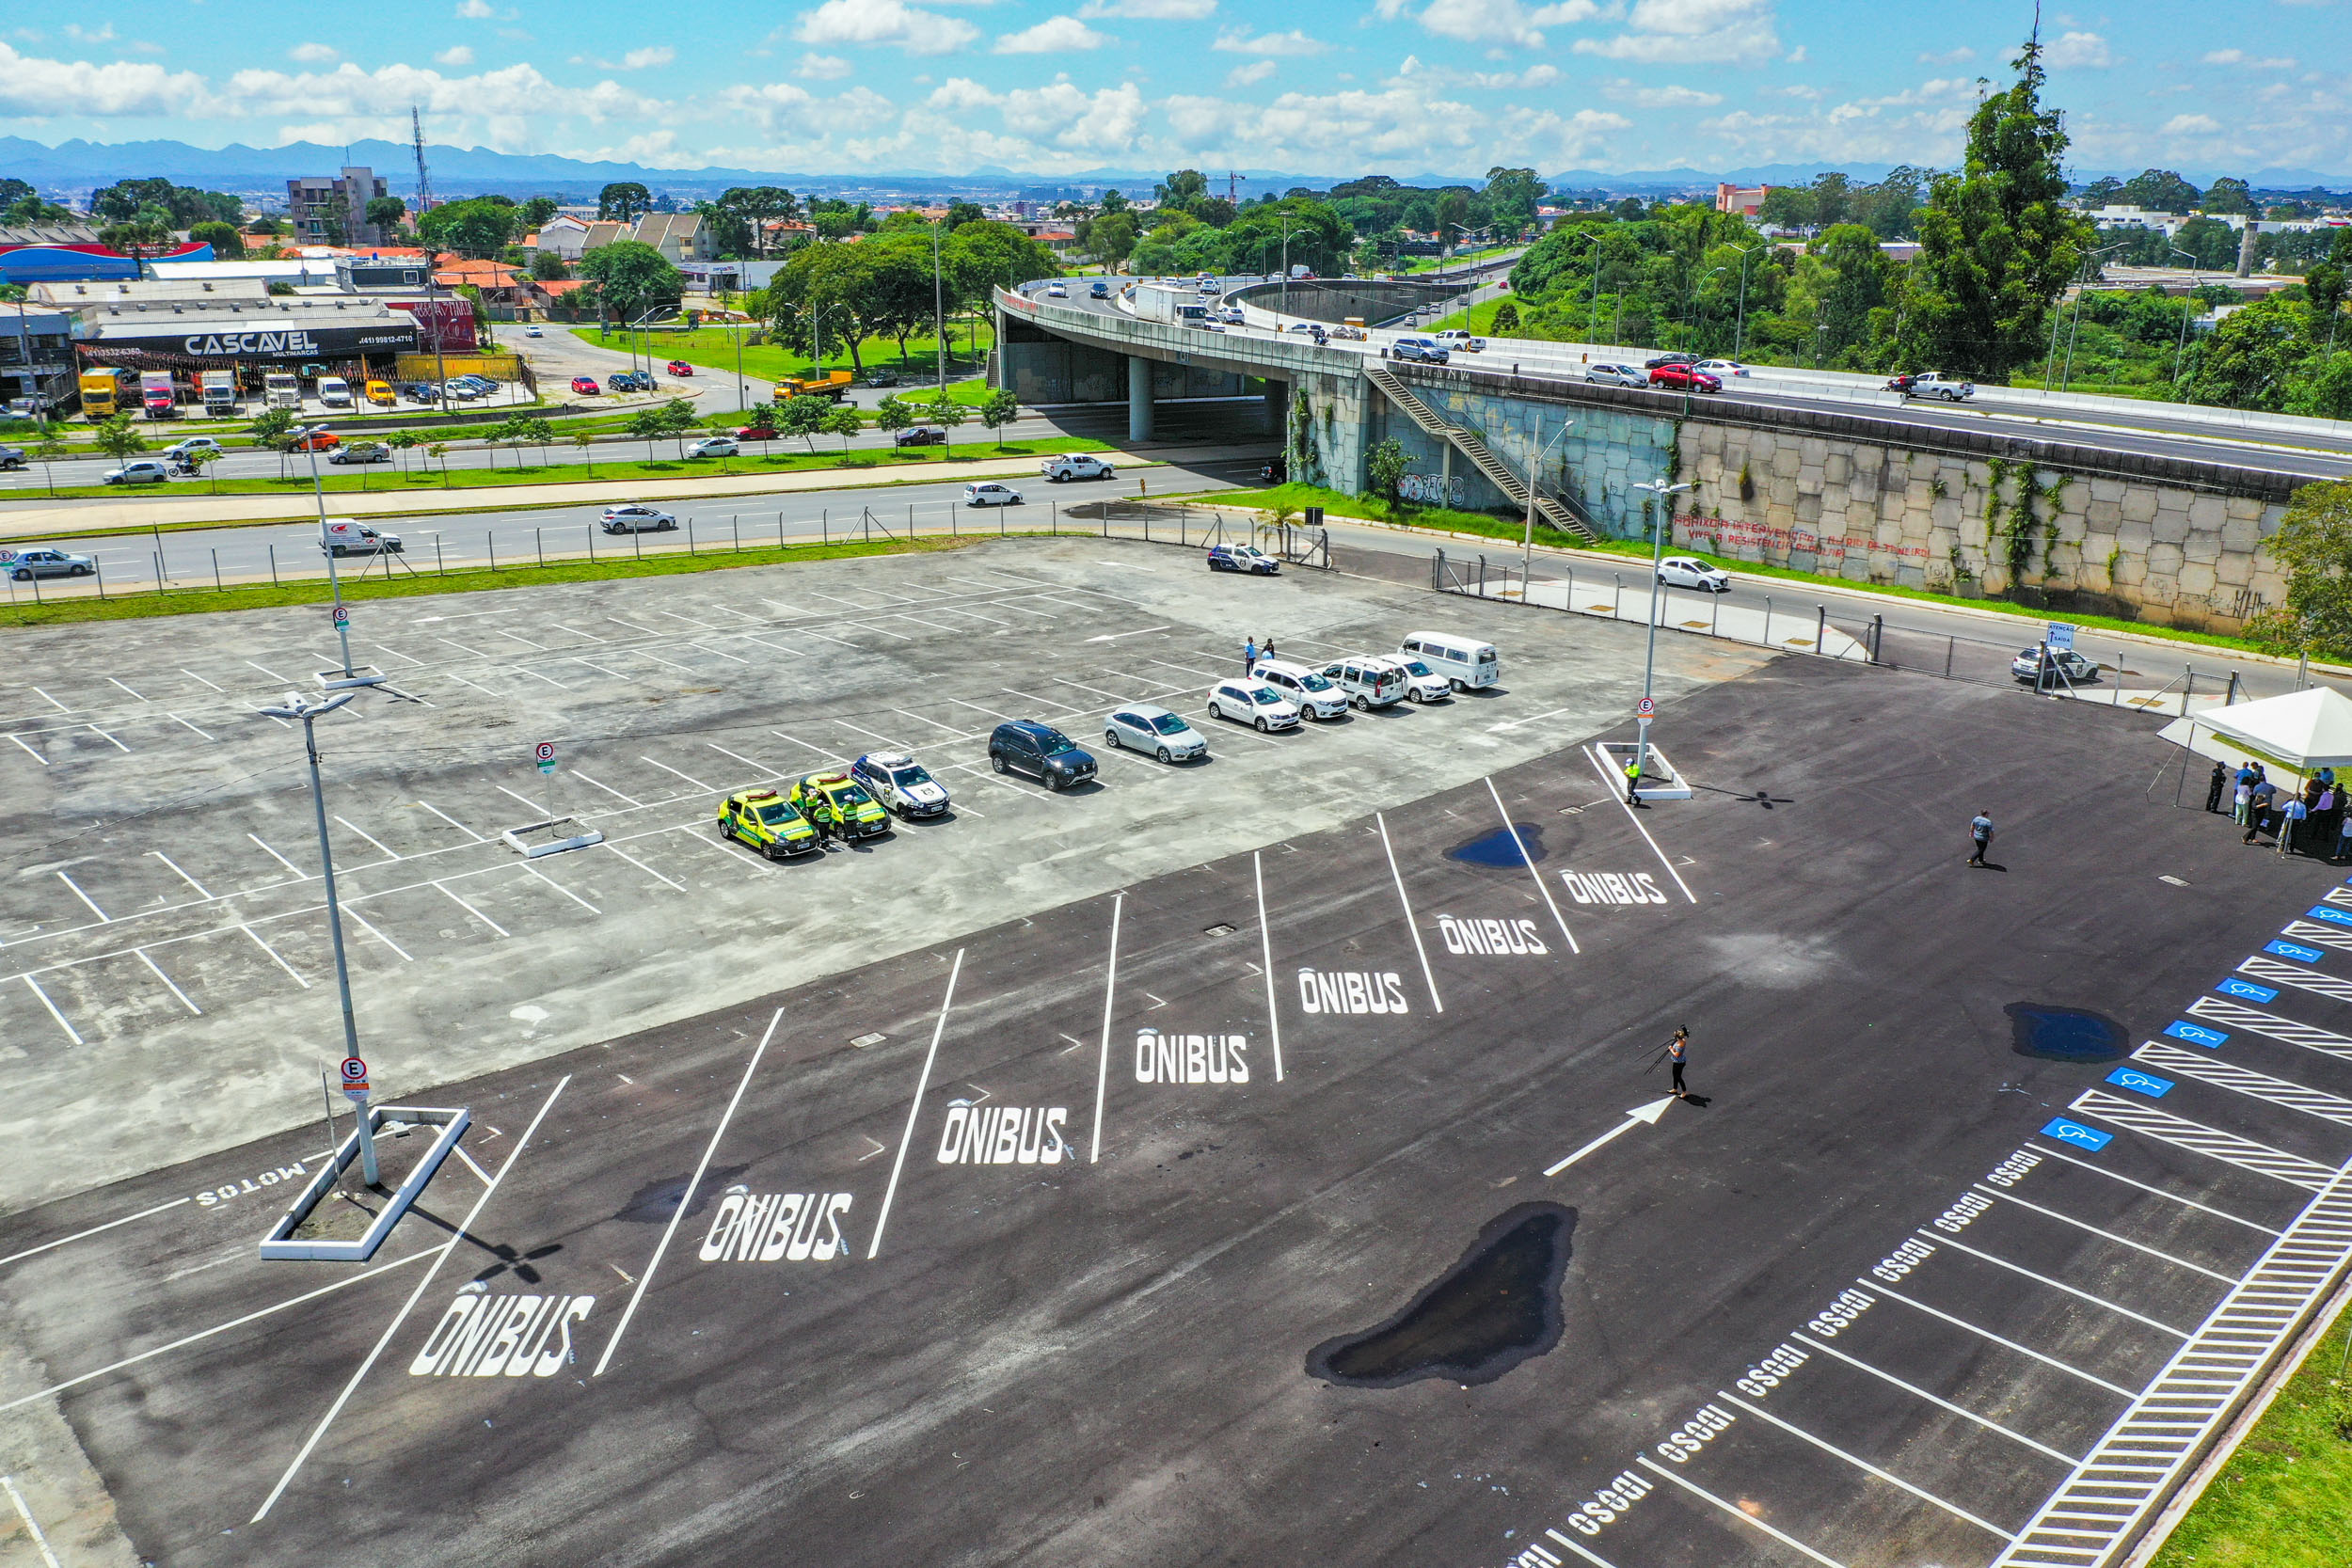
[1630,479,1695,792]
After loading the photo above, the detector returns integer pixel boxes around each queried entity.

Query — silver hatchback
[1103,704,1208,762]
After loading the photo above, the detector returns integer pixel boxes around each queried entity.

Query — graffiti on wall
[1399,472,1471,507]
[1675,513,1930,562]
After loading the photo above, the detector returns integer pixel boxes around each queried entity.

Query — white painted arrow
[1083,626,1170,643]
[1543,1097,1676,1177]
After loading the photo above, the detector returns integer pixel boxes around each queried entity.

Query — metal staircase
[1363,364,1597,542]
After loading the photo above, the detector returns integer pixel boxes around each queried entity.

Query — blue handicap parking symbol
[2041,1118,2113,1151]
[2305,906,2352,927]
[2266,939,2327,963]
[2106,1068,2174,1098]
[2166,1021,2229,1048]
[2218,977,2280,1003]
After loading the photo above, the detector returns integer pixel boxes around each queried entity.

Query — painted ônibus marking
[1133,1030,1250,1085]
[1435,914,1550,956]
[698,1190,853,1262]
[1558,871,1671,908]
[408,1289,595,1378]
[1295,969,1409,1015]
[935,1104,1070,1165]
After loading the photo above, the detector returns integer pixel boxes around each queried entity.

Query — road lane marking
[1922,1230,2192,1335]
[1375,813,1443,1014]
[1632,1456,1849,1568]
[1486,776,1578,954]
[1868,1281,2138,1398]
[253,1077,568,1520]
[1720,1390,2016,1542]
[1793,1330,2079,1465]
[1971,1184,2239,1282]
[136,949,202,1015]
[868,952,965,1260]
[2024,1142,2281,1235]
[1579,745,1697,903]
[1089,895,1124,1164]
[0,1197,191,1273]
[592,1011,783,1379]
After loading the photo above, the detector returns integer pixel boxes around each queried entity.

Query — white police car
[1207,543,1279,575]
[850,752,953,819]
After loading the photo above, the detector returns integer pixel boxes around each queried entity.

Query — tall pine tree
[1898,29,2093,383]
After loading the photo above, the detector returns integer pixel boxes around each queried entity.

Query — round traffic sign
[340,1055,368,1085]
[1635,697,1657,719]
[331,605,349,628]
[534,741,557,763]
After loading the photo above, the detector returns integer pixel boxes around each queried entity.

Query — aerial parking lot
[3,537,2350,1568]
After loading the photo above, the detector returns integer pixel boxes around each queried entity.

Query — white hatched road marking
[2280,917,2352,952]
[2134,1037,2352,1130]
[2068,1089,2336,1192]
[2185,994,2352,1062]
[2238,952,2352,1002]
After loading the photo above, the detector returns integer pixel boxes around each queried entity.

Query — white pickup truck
[1887,371,1975,402]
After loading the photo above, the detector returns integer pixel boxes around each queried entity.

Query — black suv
[989,721,1097,791]
[1644,352,1700,370]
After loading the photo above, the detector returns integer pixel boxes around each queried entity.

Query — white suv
[1205,679,1301,733]
[1386,335,1452,364]
[1041,453,1115,482]
[1319,656,1409,710]
[1250,659,1348,721]
[1434,329,1486,352]
[963,482,1025,507]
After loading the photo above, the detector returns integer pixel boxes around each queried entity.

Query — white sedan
[685,436,738,459]
[1657,555,1730,592]
[964,482,1025,507]
[1693,359,1751,378]
[1205,679,1301,733]
[600,503,676,533]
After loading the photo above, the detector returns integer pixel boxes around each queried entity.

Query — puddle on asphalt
[2006,1004,2128,1064]
[1446,823,1547,867]
[615,1164,748,1223]
[1306,1202,1576,1389]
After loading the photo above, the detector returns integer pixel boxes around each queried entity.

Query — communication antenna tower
[410,106,434,214]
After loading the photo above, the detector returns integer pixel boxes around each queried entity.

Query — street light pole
[295,426,358,680]
[1521,420,1575,587]
[2169,245,2201,392]
[1726,243,1758,358]
[1630,480,1694,793]
[257,689,376,1185]
[930,218,946,391]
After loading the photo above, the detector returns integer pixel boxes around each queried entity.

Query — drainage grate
[850,1032,886,1048]
[1202,923,1236,937]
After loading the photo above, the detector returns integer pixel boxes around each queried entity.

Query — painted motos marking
[936,1105,1071,1164]
[196,1161,309,1207]
[1295,969,1410,1015]
[409,1291,595,1378]
[1435,914,1550,957]
[1134,1030,1250,1085]
[698,1190,854,1262]
[1560,870,1670,907]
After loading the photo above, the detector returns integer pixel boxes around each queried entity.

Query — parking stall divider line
[85,725,131,754]
[1375,814,1445,1014]
[167,713,215,741]
[179,668,224,691]
[414,800,487,843]
[892,708,963,738]
[1868,1280,2141,1398]
[1632,1455,1851,1568]
[1090,895,1125,1164]
[254,1076,570,1522]
[1792,1329,2081,1465]
[149,851,213,899]
[494,784,552,817]
[433,883,510,940]
[331,816,400,863]
[1921,1230,2193,1336]
[1718,1390,2018,1543]
[2026,1143,2283,1236]
[1579,746,1699,904]
[0,1197,191,1273]
[19,974,79,1041]
[569,769,642,807]
[771,732,850,764]
[1971,1185,2242,1283]
[341,906,413,962]
[705,743,773,774]
[599,840,687,892]
[239,925,310,989]
[640,756,717,793]
[136,950,202,1015]
[867,952,965,1261]
[1538,1528,1628,1568]
[55,874,108,924]
[1252,851,1285,1084]
[518,862,599,915]
[8,735,47,767]
[2133,1038,2352,1130]
[594,1012,782,1379]
[1,1477,64,1568]
[1486,775,1579,954]
[833,721,908,751]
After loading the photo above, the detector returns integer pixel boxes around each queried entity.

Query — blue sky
[2,1,2345,179]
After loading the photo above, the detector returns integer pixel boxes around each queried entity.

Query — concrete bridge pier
[1265,378,1289,443]
[1127,355,1154,442]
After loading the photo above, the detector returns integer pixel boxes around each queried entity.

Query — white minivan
[1399,630,1499,692]
[1250,659,1348,721]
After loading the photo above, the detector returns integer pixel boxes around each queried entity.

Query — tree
[873,394,914,440]
[656,397,701,457]
[979,388,1020,449]
[89,178,175,223]
[820,404,862,453]
[1365,437,1409,509]
[531,249,569,281]
[29,428,70,498]
[598,182,654,223]
[1099,188,1130,214]
[2182,294,2311,409]
[926,394,967,457]
[365,195,408,236]
[1801,224,1890,363]
[92,414,150,476]
[2077,176,2124,209]
[418,198,518,259]
[1897,33,2093,383]
[389,430,419,479]
[2201,177,2254,216]
[520,197,560,230]
[1483,167,1549,238]
[2121,168,2201,214]
[2247,480,2352,659]
[716,186,801,257]
[188,220,245,258]
[0,178,31,208]
[945,200,984,231]
[569,430,595,478]
[1078,210,1137,270]
[1491,299,1521,334]
[6,191,72,224]
[778,393,830,453]
[98,209,176,270]
[183,445,222,494]
[579,241,683,324]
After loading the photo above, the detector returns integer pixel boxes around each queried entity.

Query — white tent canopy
[2160,687,2352,777]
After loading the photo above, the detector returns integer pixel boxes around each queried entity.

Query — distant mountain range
[4,136,2344,201]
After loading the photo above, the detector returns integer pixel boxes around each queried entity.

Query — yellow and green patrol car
[716,787,821,859]
[788,771,892,842]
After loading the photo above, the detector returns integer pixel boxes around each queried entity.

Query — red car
[1647,364,1722,393]
[571,375,601,395]
[737,421,779,440]
[291,428,340,451]
[665,359,694,376]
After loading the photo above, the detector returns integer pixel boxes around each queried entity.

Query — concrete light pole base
[1596,739,1693,800]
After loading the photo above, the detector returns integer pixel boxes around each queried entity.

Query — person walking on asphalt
[1967,810,1994,866]
[1244,637,1258,676]
[1668,1027,1691,1099]
[1624,753,1645,806]
[1262,634,1277,664]
[2205,762,2227,814]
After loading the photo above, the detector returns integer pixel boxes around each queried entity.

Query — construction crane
[409,106,433,215]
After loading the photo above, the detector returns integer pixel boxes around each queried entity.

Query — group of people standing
[2214,761,2352,859]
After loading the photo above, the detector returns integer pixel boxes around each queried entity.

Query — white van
[1318,655,1409,709]
[317,376,353,408]
[320,517,404,557]
[1250,659,1348,721]
[1398,630,1499,692]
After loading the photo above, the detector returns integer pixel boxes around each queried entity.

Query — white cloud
[288,42,339,63]
[794,0,980,55]
[717,80,897,134]
[1077,0,1213,14]
[435,45,474,66]
[62,23,116,43]
[1399,0,1607,49]
[2201,48,2296,68]
[1598,76,1720,105]
[1226,59,1277,87]
[1394,57,1565,89]
[455,0,493,16]
[1916,46,1974,64]
[622,46,675,69]
[2162,112,2220,134]
[1212,27,1329,55]
[994,16,1108,53]
[796,53,852,78]
[2042,30,2110,68]
[0,41,218,117]
[1575,0,1779,64]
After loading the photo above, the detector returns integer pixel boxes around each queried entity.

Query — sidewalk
[0,447,1203,542]
[1474,573,1872,659]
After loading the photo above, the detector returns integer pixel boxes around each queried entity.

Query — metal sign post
[536,740,558,825]
[341,1055,378,1185]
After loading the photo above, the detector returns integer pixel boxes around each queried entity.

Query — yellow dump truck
[770,369,854,402]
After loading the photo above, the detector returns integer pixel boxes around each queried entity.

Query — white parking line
[106,676,147,702]
[253,1077,568,1521]
[1579,745,1697,903]
[641,755,717,792]
[0,1196,192,1273]
[431,636,489,658]
[1793,1329,2079,1465]
[333,816,401,863]
[868,953,964,1261]
[85,724,131,753]
[595,1016,779,1378]
[29,688,67,713]
[947,697,1020,722]
[415,800,487,842]
[22,975,82,1043]
[833,721,903,750]
[554,623,608,643]
[655,609,715,629]
[705,742,771,773]
[136,949,202,1015]
[1255,850,1285,1083]
[9,735,47,766]
[55,873,108,923]
[1089,894,1124,1164]
[1868,1281,2137,1397]
[892,708,965,737]
[739,633,805,657]
[514,667,568,689]
[240,925,310,988]
[1719,1391,2016,1543]
[342,906,412,962]
[570,768,642,807]
[633,648,699,673]
[149,851,212,898]
[491,627,546,651]
[602,841,686,891]
[371,643,426,667]
[434,881,509,938]
[1633,1456,1849,1568]
[937,606,1011,626]
[1973,1184,2240,1283]
[1923,1230,2192,1336]
[247,834,310,879]
[167,713,215,741]
[179,668,225,691]
[1486,776,1578,954]
[519,862,599,915]
[245,659,295,684]
[2024,1142,2281,1235]
[689,641,751,664]
[1376,813,1443,1014]
[771,730,847,762]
